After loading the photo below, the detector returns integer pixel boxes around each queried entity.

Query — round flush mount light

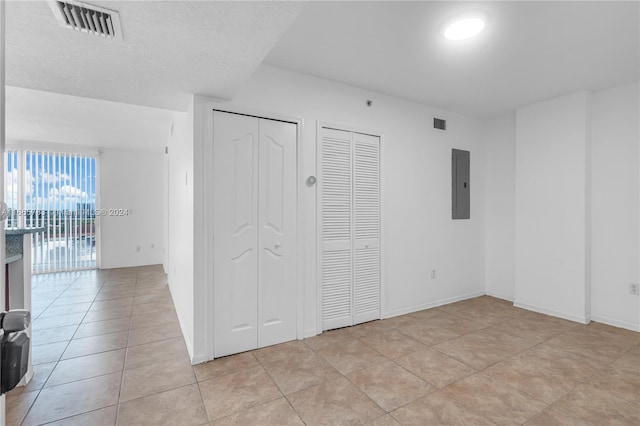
[442,11,490,41]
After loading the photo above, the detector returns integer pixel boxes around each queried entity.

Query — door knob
[275,242,281,249]
[364,243,369,248]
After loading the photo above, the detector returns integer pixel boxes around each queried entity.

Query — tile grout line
[306,299,578,424]
[15,287,639,425]
[301,305,503,419]
[20,270,109,426]
[38,404,118,426]
[451,314,631,423]
[434,314,575,409]
[31,277,79,325]
[306,297,637,425]
[251,348,310,425]
[395,304,563,423]
[302,331,423,418]
[23,270,163,425]
[115,271,142,426]
[339,368,393,416]
[109,272,188,421]
[15,268,171,425]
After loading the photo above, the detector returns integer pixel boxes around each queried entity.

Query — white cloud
[59,185,88,199]
[6,168,94,211]
[40,171,71,184]
[5,168,34,208]
[40,185,92,210]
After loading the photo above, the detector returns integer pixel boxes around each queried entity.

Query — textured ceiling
[6,0,303,111]
[265,1,640,119]
[7,1,639,119]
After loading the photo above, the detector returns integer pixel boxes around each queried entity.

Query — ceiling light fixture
[442,11,489,41]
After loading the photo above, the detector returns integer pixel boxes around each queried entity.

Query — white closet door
[213,111,259,357]
[353,132,381,324]
[257,118,298,347]
[320,128,353,330]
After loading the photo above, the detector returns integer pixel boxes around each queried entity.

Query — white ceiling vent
[48,0,123,40]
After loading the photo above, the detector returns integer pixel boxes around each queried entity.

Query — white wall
[5,87,169,271]
[514,91,591,323]
[180,69,639,362]
[99,149,165,269]
[166,99,195,358]
[189,64,486,361]
[483,113,516,301]
[591,82,640,330]
[236,65,486,320]
[486,83,640,330]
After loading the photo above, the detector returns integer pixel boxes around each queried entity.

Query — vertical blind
[4,149,98,273]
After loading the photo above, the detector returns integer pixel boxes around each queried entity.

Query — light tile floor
[6,265,640,425]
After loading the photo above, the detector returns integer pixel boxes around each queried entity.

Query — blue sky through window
[6,152,96,211]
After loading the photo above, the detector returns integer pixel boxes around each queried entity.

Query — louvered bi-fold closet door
[320,128,354,330]
[319,127,381,331]
[353,132,381,324]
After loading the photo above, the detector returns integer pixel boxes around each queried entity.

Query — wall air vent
[433,117,447,131]
[48,0,123,40]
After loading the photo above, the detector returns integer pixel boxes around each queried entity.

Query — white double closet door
[319,127,381,331]
[213,111,297,358]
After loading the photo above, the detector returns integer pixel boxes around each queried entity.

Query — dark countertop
[5,228,44,263]
[6,228,45,236]
[5,254,22,264]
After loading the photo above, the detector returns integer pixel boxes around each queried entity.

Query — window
[5,149,99,272]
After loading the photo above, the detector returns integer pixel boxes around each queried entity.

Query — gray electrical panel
[452,149,470,219]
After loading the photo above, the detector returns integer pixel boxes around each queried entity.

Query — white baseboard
[176,313,199,364]
[310,291,486,336]
[383,291,485,319]
[591,314,640,332]
[167,281,197,364]
[191,352,208,365]
[513,301,590,324]
[100,261,164,270]
[176,311,195,362]
[303,328,319,339]
[485,292,514,303]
